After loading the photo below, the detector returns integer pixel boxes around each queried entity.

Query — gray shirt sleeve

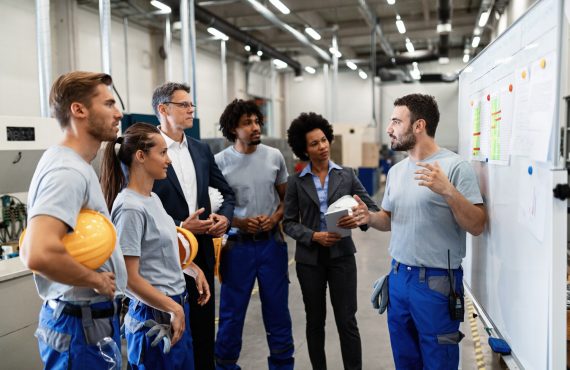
[115,208,146,257]
[381,171,392,212]
[276,152,289,185]
[450,161,484,204]
[28,168,87,230]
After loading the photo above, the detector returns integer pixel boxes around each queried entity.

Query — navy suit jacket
[153,135,235,271]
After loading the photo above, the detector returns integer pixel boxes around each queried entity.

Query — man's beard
[391,127,416,151]
[87,116,117,142]
[248,139,261,146]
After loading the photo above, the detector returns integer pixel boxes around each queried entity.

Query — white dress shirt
[160,129,198,215]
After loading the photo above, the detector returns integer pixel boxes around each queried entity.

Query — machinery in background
[0,116,63,259]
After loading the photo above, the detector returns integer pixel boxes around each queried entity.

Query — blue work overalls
[215,232,294,370]
[387,260,465,370]
[124,293,194,370]
[35,299,121,370]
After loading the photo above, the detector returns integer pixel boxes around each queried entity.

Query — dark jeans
[296,253,362,370]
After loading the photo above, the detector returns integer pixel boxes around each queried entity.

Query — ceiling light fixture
[395,15,406,34]
[358,69,368,79]
[257,50,264,56]
[150,0,172,13]
[268,0,290,15]
[438,57,450,64]
[478,10,491,27]
[244,45,251,52]
[305,27,321,41]
[405,38,414,53]
[410,62,421,80]
[273,59,288,69]
[463,54,470,63]
[207,27,229,41]
[329,47,342,58]
[305,66,316,74]
[436,23,452,34]
[386,0,395,4]
[472,36,481,48]
[346,61,357,70]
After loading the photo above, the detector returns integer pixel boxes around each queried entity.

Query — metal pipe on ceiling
[194,5,303,76]
[243,0,331,63]
[35,0,51,118]
[357,0,394,58]
[99,0,112,75]
[123,17,131,112]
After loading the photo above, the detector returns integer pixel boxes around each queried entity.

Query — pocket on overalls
[82,317,114,345]
[35,325,71,367]
[124,313,147,365]
[427,275,451,297]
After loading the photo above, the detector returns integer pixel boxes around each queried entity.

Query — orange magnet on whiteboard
[539,58,546,69]
[486,94,490,101]
[508,84,513,92]
[521,70,527,79]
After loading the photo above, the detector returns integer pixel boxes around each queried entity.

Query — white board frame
[458,0,568,368]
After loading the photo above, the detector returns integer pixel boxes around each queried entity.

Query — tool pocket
[427,275,451,297]
[35,325,72,367]
[82,317,114,345]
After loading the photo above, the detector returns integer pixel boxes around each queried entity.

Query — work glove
[144,319,172,354]
[371,274,389,314]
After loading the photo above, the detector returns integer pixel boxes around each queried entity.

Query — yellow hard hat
[20,209,116,270]
[176,227,198,269]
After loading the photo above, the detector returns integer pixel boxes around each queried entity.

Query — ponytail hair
[100,122,161,212]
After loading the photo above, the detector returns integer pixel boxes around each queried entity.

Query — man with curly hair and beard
[214,99,294,370]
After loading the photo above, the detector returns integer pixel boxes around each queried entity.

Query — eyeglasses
[165,101,196,110]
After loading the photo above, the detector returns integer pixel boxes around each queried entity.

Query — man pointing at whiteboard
[354,93,487,369]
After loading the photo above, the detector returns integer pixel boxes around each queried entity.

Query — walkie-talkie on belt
[447,250,464,321]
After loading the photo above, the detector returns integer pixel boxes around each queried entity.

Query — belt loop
[81,305,94,328]
[419,267,426,283]
[51,301,65,320]
[393,261,400,275]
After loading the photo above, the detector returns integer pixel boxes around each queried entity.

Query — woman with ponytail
[100,122,209,369]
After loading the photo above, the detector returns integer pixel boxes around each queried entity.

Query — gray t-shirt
[111,189,185,297]
[26,146,127,302]
[215,144,288,234]
[381,148,483,269]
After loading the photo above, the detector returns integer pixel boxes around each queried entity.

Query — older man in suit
[151,82,235,370]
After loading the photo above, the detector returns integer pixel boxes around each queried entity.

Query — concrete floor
[214,197,505,369]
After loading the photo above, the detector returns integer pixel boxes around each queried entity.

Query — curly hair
[287,112,334,161]
[393,94,440,137]
[218,99,264,142]
[151,82,191,118]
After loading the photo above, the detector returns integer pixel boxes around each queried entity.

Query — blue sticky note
[528,166,533,175]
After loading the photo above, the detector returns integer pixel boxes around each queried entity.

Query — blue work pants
[215,235,294,370]
[125,294,194,370]
[387,261,465,370]
[35,299,121,370]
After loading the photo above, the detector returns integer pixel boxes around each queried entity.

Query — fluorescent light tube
[269,0,290,15]
[304,66,316,74]
[305,27,321,41]
[207,27,229,41]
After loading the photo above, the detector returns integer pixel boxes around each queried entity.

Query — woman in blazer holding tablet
[283,113,379,370]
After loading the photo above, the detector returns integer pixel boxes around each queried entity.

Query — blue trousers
[215,235,294,370]
[125,294,194,370]
[35,300,121,370]
[387,261,464,370]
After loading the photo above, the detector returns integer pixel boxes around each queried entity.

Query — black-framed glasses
[165,101,196,110]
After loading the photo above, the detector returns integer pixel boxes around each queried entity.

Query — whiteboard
[457,0,568,368]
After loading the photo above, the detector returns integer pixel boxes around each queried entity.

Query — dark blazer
[152,135,235,271]
[283,166,380,266]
